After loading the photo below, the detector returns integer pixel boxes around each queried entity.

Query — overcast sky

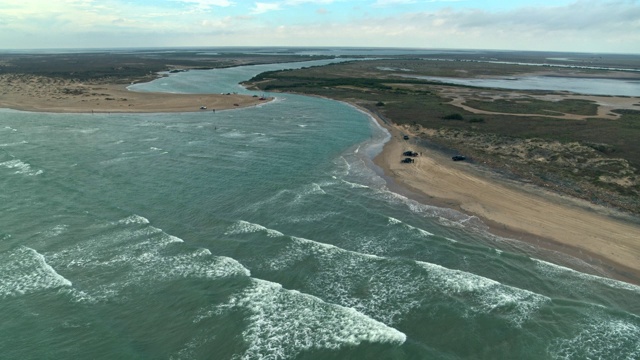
[1,0,639,53]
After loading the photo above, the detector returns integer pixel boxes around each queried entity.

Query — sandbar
[0,74,269,113]
[366,108,640,285]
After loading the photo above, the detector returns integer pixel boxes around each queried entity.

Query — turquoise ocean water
[1,59,639,359]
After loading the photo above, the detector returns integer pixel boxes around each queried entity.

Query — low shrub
[443,113,464,121]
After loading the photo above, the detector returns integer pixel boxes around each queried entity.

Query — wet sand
[362,107,640,285]
[0,74,268,113]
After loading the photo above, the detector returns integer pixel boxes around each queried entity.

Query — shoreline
[4,72,640,285]
[0,74,270,113]
[353,104,640,286]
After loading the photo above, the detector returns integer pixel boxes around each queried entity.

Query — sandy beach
[361,108,640,285]
[0,74,268,113]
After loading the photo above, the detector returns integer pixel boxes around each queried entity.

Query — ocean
[1,60,639,359]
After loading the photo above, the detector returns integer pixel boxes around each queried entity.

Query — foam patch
[0,246,72,298]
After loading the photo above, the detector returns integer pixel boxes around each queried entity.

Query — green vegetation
[464,98,599,116]
[443,113,464,120]
[246,58,640,214]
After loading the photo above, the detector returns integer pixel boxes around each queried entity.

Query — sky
[0,0,639,53]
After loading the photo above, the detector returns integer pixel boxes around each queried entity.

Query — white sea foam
[386,216,435,237]
[372,187,489,233]
[330,156,351,178]
[100,156,134,165]
[387,217,402,225]
[218,279,406,359]
[416,260,550,326]
[230,150,253,159]
[259,236,428,324]
[221,130,246,139]
[341,179,370,189]
[533,258,640,294]
[0,159,43,176]
[292,182,326,204]
[117,214,150,225]
[0,140,28,147]
[159,250,251,280]
[170,335,208,360]
[225,220,284,238]
[41,224,68,238]
[69,128,100,134]
[246,181,329,212]
[281,211,339,224]
[46,215,250,302]
[57,287,99,304]
[0,246,72,298]
[416,227,435,238]
[251,225,548,327]
[549,316,640,359]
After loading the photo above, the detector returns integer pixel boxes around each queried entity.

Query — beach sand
[0,74,268,113]
[366,110,640,285]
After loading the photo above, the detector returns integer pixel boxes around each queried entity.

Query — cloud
[373,0,417,5]
[249,0,338,14]
[373,0,463,6]
[250,2,283,14]
[285,0,337,4]
[0,0,638,53]
[208,0,640,52]
[411,0,640,35]
[177,0,235,8]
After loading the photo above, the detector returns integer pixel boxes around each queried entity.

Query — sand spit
[0,74,269,113]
